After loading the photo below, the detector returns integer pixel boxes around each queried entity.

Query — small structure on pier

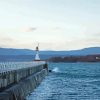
[34,44,40,61]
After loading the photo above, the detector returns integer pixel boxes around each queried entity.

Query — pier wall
[0,61,48,100]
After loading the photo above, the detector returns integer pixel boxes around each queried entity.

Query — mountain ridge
[0,47,100,56]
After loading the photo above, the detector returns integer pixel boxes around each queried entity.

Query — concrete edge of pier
[0,62,48,100]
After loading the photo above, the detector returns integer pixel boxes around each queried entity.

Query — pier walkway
[0,61,47,90]
[0,61,45,73]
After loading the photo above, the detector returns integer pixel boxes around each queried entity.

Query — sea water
[26,63,100,100]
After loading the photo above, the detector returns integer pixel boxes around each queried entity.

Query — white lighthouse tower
[35,44,40,61]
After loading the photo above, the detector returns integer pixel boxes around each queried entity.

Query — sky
[0,0,100,50]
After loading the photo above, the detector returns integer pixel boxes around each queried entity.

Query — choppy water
[26,63,100,100]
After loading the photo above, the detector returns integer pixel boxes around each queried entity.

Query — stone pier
[0,61,48,100]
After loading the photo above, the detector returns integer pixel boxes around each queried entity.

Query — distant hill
[0,48,35,55]
[0,47,100,61]
[63,47,100,56]
[0,47,100,56]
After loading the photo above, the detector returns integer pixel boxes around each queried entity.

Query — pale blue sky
[0,0,100,50]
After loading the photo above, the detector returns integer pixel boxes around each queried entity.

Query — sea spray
[52,67,59,72]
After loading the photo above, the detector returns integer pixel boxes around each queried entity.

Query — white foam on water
[52,67,59,72]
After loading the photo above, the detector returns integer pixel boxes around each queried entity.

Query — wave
[52,67,60,72]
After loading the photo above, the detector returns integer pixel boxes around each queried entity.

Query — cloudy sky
[0,0,100,50]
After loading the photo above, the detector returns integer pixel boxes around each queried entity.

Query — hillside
[0,47,100,61]
[0,47,100,56]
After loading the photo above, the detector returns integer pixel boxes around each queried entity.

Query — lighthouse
[34,44,40,61]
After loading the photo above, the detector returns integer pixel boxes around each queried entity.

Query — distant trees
[48,54,100,62]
